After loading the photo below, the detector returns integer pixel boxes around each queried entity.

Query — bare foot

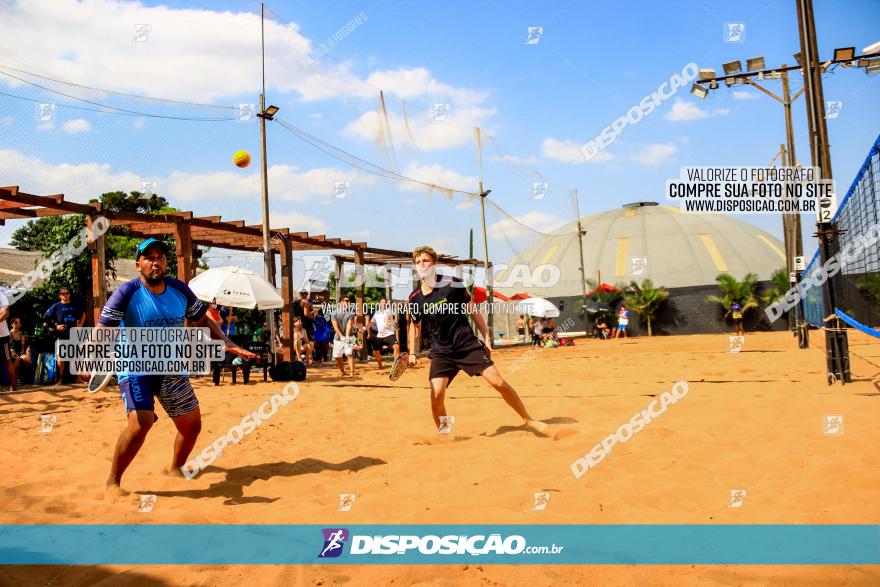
[525,419,549,435]
[105,483,130,503]
[552,426,579,441]
[163,466,186,478]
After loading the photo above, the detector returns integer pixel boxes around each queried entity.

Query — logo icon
[133,24,152,42]
[727,335,744,353]
[318,528,349,558]
[823,415,843,435]
[237,103,256,122]
[333,181,351,199]
[35,103,56,123]
[728,489,746,508]
[723,22,745,43]
[39,414,56,433]
[630,256,648,276]
[141,180,159,198]
[525,27,544,45]
[138,494,157,513]
[824,101,843,120]
[438,415,455,434]
[580,141,599,162]
[431,103,451,122]
[531,181,548,200]
[337,493,356,512]
[531,492,550,511]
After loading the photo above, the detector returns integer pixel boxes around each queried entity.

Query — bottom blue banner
[0,525,878,564]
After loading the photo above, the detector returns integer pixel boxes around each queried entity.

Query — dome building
[496,202,788,335]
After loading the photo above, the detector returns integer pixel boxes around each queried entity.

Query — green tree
[623,279,669,336]
[760,268,790,307]
[327,270,388,304]
[706,272,760,318]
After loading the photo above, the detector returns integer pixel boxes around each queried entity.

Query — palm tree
[760,268,789,307]
[623,279,669,336]
[707,273,760,320]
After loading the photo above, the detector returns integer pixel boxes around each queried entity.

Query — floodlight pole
[796,0,850,384]
[258,2,277,360]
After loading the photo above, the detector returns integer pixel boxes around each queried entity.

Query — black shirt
[409,276,482,355]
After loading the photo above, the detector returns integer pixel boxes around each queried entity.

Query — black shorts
[517,327,525,335]
[0,337,11,362]
[429,344,494,382]
[369,335,398,353]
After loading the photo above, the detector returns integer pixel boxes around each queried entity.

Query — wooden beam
[354,248,366,359]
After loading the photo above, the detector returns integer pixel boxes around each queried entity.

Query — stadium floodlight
[709,81,719,89]
[833,47,855,62]
[725,76,736,87]
[259,105,280,120]
[690,83,709,99]
[699,68,716,80]
[867,61,880,74]
[746,56,765,72]
[863,40,880,55]
[722,60,743,75]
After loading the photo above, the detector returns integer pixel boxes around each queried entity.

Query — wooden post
[334,256,343,302]
[173,220,193,282]
[354,249,366,359]
[384,265,392,302]
[279,237,295,362]
[88,214,107,326]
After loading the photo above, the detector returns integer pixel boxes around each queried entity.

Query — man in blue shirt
[98,238,255,502]
[44,287,85,385]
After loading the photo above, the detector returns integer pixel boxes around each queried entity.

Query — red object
[585,282,621,296]
[471,287,529,303]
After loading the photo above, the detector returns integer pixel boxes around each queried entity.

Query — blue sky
[1,0,878,289]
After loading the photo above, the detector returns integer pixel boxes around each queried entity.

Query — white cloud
[343,102,496,150]
[630,143,677,167]
[395,164,476,196]
[0,116,13,127]
[348,230,370,239]
[732,91,758,100]
[664,98,731,122]
[62,119,91,134]
[489,153,540,166]
[455,199,475,210]
[0,0,489,108]
[262,210,327,234]
[541,137,613,164]
[401,198,417,205]
[489,211,565,240]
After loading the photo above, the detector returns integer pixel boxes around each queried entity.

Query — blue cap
[136,238,170,259]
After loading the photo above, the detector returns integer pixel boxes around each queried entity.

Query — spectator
[724,299,745,336]
[331,296,356,377]
[219,306,237,336]
[516,315,526,341]
[532,317,545,346]
[545,317,559,343]
[367,297,400,370]
[292,318,313,366]
[44,287,85,385]
[206,301,221,324]
[10,317,32,384]
[298,291,315,343]
[0,289,14,392]
[312,309,332,364]
[593,315,610,339]
[614,305,630,339]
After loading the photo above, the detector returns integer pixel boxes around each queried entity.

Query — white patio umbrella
[188,266,284,309]
[514,297,560,318]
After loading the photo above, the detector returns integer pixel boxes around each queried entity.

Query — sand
[1,330,879,585]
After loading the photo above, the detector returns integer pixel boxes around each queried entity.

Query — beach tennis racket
[87,371,114,393]
[388,352,409,381]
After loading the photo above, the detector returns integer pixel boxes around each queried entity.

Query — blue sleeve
[44,302,58,320]
[166,278,207,321]
[98,280,139,326]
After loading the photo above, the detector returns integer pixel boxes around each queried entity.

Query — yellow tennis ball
[233,150,251,168]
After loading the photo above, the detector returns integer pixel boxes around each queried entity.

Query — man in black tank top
[406,246,546,434]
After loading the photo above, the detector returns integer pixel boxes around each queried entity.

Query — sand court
[1,330,878,584]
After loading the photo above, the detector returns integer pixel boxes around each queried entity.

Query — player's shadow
[150,456,386,505]
[481,416,577,439]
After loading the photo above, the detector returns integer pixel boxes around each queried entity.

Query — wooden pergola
[0,186,380,362]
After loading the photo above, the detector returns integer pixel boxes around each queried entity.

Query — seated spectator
[10,317,33,383]
[44,287,84,385]
[293,318,313,366]
[593,316,610,339]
